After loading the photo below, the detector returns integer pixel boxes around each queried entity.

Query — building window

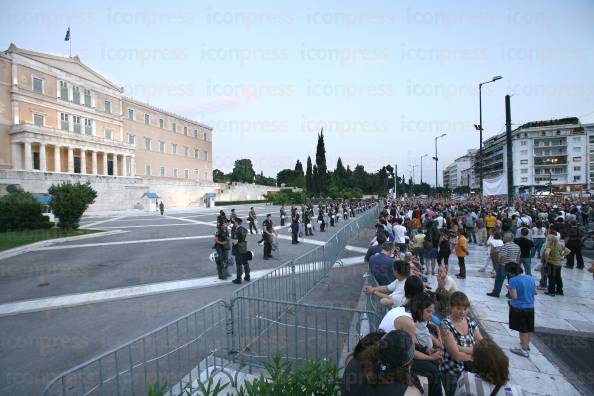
[144,137,152,151]
[173,168,178,177]
[184,146,189,157]
[33,114,44,127]
[573,137,580,143]
[73,115,81,133]
[204,132,207,141]
[574,176,581,182]
[59,81,68,100]
[520,141,527,146]
[159,141,165,153]
[84,89,91,106]
[521,177,528,183]
[32,77,43,93]
[520,160,528,165]
[84,119,93,135]
[127,133,135,145]
[204,171,208,180]
[574,166,581,171]
[520,149,528,155]
[193,129,198,138]
[159,118,164,129]
[72,86,80,104]
[145,165,151,176]
[204,150,209,161]
[144,113,150,125]
[184,126,188,136]
[194,169,199,179]
[104,100,112,114]
[60,113,69,131]
[172,144,177,155]
[520,169,528,174]
[194,149,200,159]
[104,129,112,140]
[172,122,176,133]
[128,108,134,121]
[159,166,165,177]
[184,169,189,179]
[573,156,582,162]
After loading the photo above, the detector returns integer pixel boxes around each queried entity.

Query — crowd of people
[346,195,594,396]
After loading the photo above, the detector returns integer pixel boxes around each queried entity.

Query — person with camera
[213,222,231,280]
[231,218,251,284]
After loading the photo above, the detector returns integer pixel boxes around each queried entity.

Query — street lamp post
[476,75,502,198]
[420,154,428,185]
[433,133,447,191]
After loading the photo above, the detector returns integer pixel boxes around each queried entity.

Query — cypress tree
[305,156,313,194]
[315,129,328,196]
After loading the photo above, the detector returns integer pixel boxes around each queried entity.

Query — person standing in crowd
[318,207,326,232]
[543,232,570,296]
[424,223,439,275]
[216,210,228,226]
[531,220,547,259]
[413,227,426,269]
[248,207,258,234]
[279,205,286,226]
[455,339,522,395]
[158,201,164,216]
[231,218,250,284]
[565,228,584,270]
[506,262,536,359]
[514,228,534,276]
[463,211,477,244]
[369,242,397,286]
[454,230,469,279]
[487,233,520,298]
[475,214,487,246]
[437,230,451,268]
[262,213,276,260]
[393,218,408,253]
[213,222,231,280]
[440,291,483,396]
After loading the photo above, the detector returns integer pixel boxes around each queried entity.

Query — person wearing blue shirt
[505,262,536,358]
[369,242,396,286]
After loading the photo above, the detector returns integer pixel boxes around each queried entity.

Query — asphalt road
[0,204,373,395]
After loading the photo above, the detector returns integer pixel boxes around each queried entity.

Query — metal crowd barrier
[363,272,390,322]
[41,300,229,396]
[233,206,379,303]
[42,205,380,396]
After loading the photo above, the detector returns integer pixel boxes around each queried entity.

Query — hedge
[214,199,268,206]
[0,190,53,232]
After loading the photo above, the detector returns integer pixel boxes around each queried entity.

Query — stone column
[130,156,136,177]
[39,143,47,172]
[24,141,32,170]
[113,154,118,176]
[11,142,21,170]
[102,152,108,175]
[91,151,97,175]
[67,147,74,173]
[54,145,61,172]
[80,149,87,174]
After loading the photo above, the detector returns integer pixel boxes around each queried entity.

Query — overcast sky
[3,0,594,184]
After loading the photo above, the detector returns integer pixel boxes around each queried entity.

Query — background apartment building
[442,149,476,190]
[0,44,216,210]
[444,118,589,194]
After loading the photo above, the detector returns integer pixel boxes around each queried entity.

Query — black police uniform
[262,218,274,259]
[291,213,300,244]
[214,227,230,279]
[232,224,250,283]
[318,209,326,232]
[280,206,286,226]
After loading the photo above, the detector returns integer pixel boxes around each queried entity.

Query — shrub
[214,199,267,206]
[48,182,97,230]
[0,190,53,231]
[265,190,307,205]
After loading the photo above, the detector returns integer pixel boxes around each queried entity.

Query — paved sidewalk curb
[0,229,125,261]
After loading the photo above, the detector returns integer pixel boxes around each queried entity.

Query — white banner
[482,173,507,196]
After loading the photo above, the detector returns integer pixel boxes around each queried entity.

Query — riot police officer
[213,222,230,279]
[304,208,313,236]
[318,208,326,232]
[291,211,300,244]
[329,206,335,227]
[248,207,258,234]
[280,205,286,226]
[229,208,238,239]
[217,210,228,226]
[232,218,250,284]
[262,214,275,259]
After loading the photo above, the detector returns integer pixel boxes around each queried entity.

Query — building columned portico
[10,124,135,177]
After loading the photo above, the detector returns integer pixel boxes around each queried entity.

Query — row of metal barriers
[42,206,382,396]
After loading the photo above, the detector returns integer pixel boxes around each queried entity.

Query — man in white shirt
[392,217,408,252]
[363,260,409,306]
[435,213,444,229]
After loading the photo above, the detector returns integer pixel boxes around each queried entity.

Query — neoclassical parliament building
[0,44,217,210]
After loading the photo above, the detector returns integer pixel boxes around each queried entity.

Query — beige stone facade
[0,44,213,186]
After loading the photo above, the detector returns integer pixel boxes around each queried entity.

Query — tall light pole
[433,133,447,191]
[475,75,502,198]
[420,154,428,184]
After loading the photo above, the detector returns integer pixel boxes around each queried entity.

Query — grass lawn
[0,228,102,252]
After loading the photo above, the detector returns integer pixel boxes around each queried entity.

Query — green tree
[254,171,276,186]
[276,169,296,186]
[315,130,328,196]
[0,189,53,231]
[293,160,305,188]
[305,156,313,194]
[312,164,319,196]
[48,182,97,230]
[333,158,346,191]
[213,169,228,183]
[231,159,256,183]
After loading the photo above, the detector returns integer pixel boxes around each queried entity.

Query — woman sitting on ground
[439,291,483,396]
[342,330,422,396]
[455,338,522,395]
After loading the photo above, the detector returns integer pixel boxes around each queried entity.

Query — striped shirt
[455,372,523,396]
[496,242,521,265]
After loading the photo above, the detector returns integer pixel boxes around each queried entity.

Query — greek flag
[64,27,70,41]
